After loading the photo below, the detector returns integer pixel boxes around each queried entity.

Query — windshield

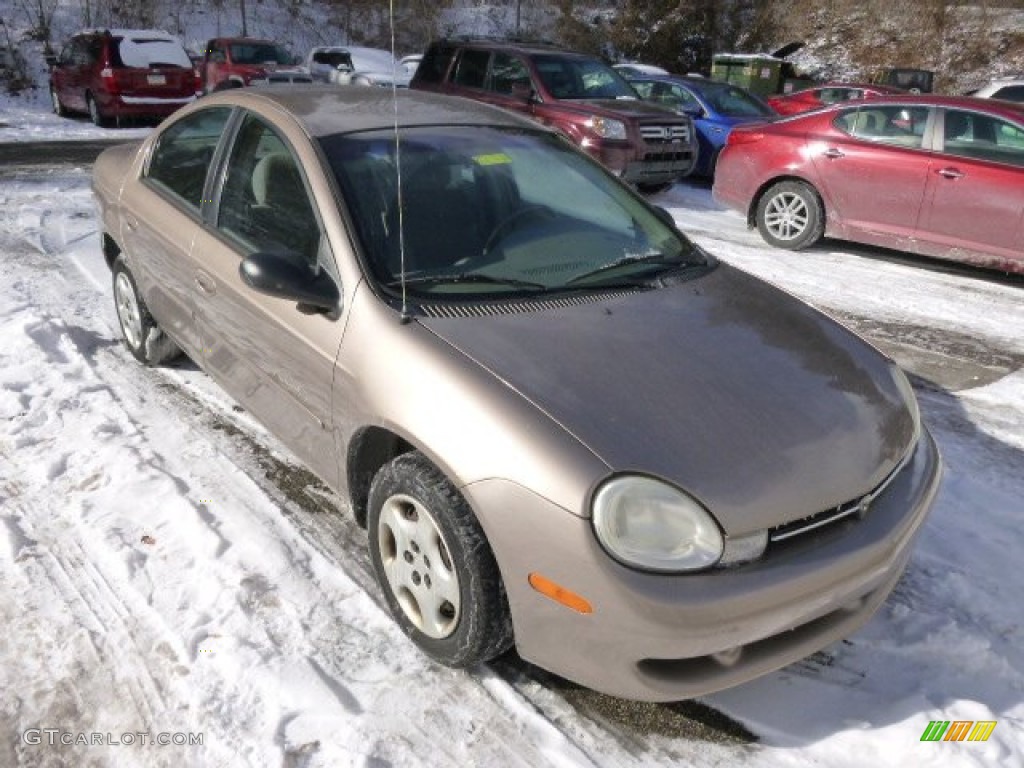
[320,126,708,300]
[700,83,775,118]
[533,55,638,100]
[230,42,293,66]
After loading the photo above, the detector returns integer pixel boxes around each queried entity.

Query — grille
[417,289,641,318]
[769,448,913,545]
[640,124,690,143]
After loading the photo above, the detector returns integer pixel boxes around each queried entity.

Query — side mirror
[45,54,58,67]
[681,104,703,119]
[240,250,340,313]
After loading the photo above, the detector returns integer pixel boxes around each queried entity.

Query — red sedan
[767,83,905,116]
[713,95,1024,274]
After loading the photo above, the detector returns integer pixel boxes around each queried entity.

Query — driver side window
[217,115,324,264]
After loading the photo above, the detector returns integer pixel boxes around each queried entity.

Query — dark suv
[411,39,697,190]
[48,29,200,126]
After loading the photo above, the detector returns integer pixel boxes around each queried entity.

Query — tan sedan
[92,86,942,702]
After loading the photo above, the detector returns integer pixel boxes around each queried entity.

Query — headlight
[592,476,723,572]
[891,365,922,450]
[587,116,627,140]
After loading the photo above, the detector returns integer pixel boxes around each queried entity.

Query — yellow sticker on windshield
[474,153,512,166]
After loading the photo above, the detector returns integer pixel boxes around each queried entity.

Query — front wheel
[368,452,513,668]
[112,257,181,366]
[755,180,825,250]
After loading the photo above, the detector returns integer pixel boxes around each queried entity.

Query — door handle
[822,148,845,159]
[124,214,138,231]
[936,167,964,180]
[194,271,217,295]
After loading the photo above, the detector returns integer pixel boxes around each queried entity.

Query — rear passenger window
[415,44,455,84]
[453,49,489,89]
[943,110,1024,167]
[836,106,928,148]
[146,107,231,211]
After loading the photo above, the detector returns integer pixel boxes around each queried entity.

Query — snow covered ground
[1,106,1023,767]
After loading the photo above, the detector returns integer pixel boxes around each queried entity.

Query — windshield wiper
[565,252,699,286]
[385,272,547,290]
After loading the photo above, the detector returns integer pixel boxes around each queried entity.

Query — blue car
[628,75,776,177]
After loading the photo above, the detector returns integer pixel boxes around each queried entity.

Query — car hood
[417,264,915,534]
[570,98,689,121]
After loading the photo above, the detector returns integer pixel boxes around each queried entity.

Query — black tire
[212,79,242,92]
[50,87,66,117]
[637,181,673,195]
[87,92,108,127]
[368,452,513,668]
[755,180,825,250]
[111,257,181,366]
[708,148,722,180]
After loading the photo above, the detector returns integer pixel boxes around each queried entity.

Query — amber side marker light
[528,572,593,614]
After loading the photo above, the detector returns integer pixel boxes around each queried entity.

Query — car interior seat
[852,110,883,136]
[250,152,319,262]
[386,154,485,275]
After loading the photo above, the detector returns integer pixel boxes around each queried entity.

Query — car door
[125,106,234,357]
[191,112,344,485]
[918,108,1024,267]
[810,104,934,243]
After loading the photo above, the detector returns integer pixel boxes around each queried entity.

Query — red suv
[411,39,696,191]
[48,29,200,126]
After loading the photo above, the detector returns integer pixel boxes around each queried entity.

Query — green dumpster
[711,54,783,97]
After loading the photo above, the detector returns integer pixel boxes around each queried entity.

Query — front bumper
[463,428,942,702]
[100,93,197,119]
[589,141,696,185]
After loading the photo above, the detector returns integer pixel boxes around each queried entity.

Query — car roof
[214,37,279,44]
[75,28,179,40]
[791,94,1024,121]
[782,82,904,93]
[631,74,732,88]
[200,84,550,138]
[431,37,587,58]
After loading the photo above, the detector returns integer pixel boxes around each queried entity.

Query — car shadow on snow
[805,238,1024,288]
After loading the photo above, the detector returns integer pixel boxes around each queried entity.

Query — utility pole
[516,0,521,37]
[241,0,248,37]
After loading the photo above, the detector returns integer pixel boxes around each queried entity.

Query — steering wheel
[483,205,555,255]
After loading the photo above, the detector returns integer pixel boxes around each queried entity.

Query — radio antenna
[388,0,409,322]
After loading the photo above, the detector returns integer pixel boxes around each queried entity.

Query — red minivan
[48,29,200,126]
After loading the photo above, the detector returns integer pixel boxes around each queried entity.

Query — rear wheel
[112,257,181,366]
[755,180,825,250]
[87,92,108,127]
[50,87,66,117]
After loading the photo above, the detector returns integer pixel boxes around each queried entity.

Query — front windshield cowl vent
[417,289,643,318]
